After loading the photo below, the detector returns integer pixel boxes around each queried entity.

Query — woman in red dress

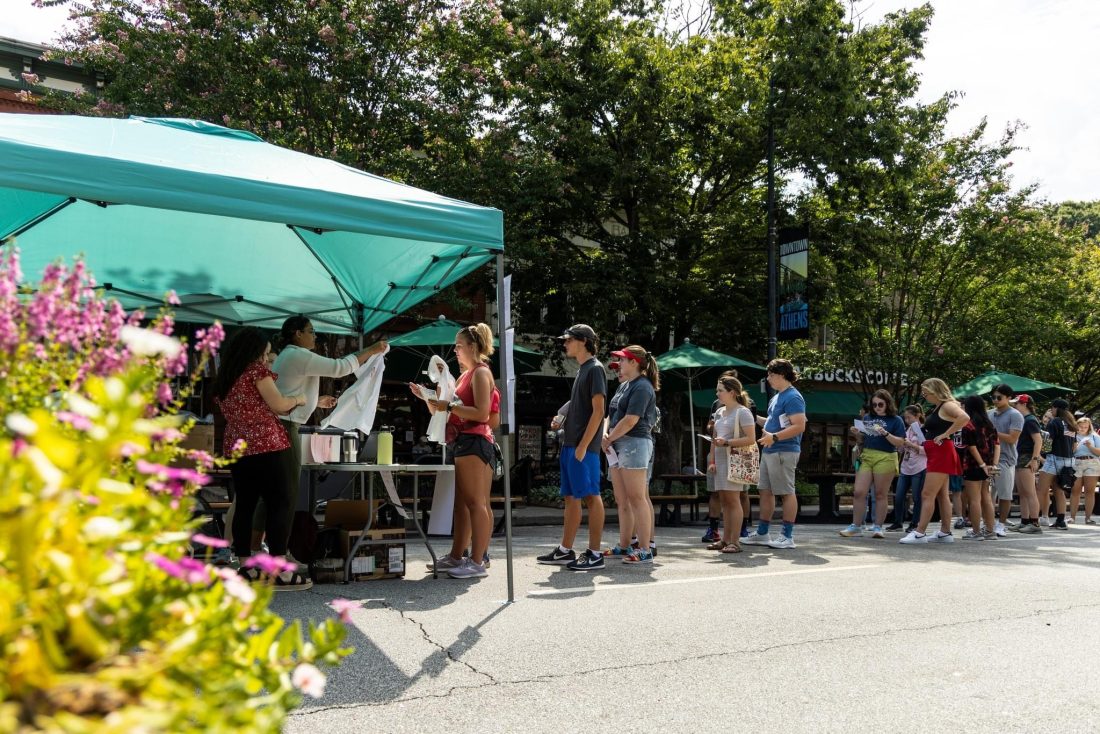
[213,327,312,590]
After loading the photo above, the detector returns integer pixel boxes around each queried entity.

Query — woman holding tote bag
[707,374,758,554]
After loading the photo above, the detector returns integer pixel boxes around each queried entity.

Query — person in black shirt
[1011,394,1044,533]
[1037,398,1076,530]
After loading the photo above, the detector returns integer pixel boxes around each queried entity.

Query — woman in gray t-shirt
[707,374,757,553]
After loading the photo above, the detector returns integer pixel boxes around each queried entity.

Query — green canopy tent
[656,339,766,470]
[387,316,543,382]
[0,115,502,334]
[953,370,1073,402]
[0,114,524,600]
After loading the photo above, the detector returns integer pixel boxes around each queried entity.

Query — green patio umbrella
[386,316,543,382]
[656,339,767,470]
[953,370,1073,401]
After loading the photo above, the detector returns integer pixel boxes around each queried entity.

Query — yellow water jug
[377,427,394,465]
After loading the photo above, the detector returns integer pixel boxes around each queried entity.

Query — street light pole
[765,72,777,398]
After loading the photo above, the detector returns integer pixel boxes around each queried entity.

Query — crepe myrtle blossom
[243,554,296,575]
[194,322,225,356]
[291,663,327,698]
[216,567,257,604]
[120,325,182,358]
[146,552,210,585]
[192,533,229,549]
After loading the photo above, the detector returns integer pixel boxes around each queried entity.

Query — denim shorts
[1040,455,1074,476]
[612,436,653,471]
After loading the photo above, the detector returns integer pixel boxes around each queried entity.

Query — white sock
[558,545,571,554]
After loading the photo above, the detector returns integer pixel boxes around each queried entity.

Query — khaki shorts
[758,451,799,495]
[857,448,899,476]
[992,462,1016,501]
[1076,457,1100,478]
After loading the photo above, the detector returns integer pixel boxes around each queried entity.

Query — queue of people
[212,316,1096,586]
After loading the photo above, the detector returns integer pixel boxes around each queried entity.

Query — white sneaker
[767,535,796,549]
[994,522,1007,537]
[871,526,885,539]
[928,530,955,543]
[839,524,862,537]
[742,531,772,546]
[962,529,983,541]
[1066,515,1075,524]
[1040,517,1051,527]
[899,530,928,544]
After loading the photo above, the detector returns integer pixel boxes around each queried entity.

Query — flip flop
[720,543,742,553]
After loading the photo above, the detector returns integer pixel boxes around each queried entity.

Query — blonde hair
[920,378,954,404]
[459,322,494,361]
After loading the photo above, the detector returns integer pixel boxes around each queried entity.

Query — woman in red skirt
[900,378,970,544]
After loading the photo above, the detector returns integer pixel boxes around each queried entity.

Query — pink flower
[242,553,295,575]
[217,567,257,604]
[56,411,94,431]
[186,449,215,470]
[318,24,337,44]
[291,663,327,698]
[330,598,362,623]
[146,552,211,584]
[192,533,229,548]
[21,72,40,85]
[156,382,174,405]
[194,322,224,356]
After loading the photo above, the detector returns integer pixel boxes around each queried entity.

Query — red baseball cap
[610,349,645,366]
[1011,394,1033,405]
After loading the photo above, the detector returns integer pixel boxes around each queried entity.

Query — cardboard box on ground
[315,500,406,582]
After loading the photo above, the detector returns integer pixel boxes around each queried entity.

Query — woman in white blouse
[252,316,385,553]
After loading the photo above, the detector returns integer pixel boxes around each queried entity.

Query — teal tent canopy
[0,115,504,334]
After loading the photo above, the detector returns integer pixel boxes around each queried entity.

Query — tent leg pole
[495,253,514,604]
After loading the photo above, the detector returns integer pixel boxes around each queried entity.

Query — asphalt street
[273,522,1100,733]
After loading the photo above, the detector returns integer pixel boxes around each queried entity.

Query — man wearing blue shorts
[537,324,608,571]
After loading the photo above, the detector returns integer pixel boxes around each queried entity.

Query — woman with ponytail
[602,345,660,564]
[411,323,500,579]
[707,374,757,553]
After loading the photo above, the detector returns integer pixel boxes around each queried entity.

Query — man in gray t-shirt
[988,384,1024,535]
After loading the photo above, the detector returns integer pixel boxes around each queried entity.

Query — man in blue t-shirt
[536,324,608,571]
[745,359,807,549]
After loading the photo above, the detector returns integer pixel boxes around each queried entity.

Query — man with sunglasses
[987,384,1024,536]
[536,324,608,571]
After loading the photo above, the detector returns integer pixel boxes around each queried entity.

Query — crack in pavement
[368,599,498,685]
[291,599,1100,717]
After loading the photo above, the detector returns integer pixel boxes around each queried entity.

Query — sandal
[720,543,742,554]
[706,540,726,550]
[237,566,262,582]
[273,571,313,591]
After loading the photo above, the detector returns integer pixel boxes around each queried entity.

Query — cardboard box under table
[303,464,452,581]
[321,500,406,581]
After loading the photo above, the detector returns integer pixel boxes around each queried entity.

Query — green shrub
[0,248,349,732]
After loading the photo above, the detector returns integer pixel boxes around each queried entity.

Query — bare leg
[965,481,983,531]
[1069,479,1084,522]
[719,490,743,546]
[1085,476,1098,520]
[980,480,995,532]
[449,495,472,560]
[781,493,798,523]
[562,497,582,549]
[609,467,633,548]
[872,473,894,527]
[850,470,873,527]
[585,493,605,551]
[621,468,651,548]
[758,490,776,528]
[1016,466,1039,521]
[1037,472,1052,520]
[917,473,948,533]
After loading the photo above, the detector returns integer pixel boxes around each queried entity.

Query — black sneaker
[536,547,576,565]
[1052,522,1069,531]
[885,523,904,531]
[566,550,605,571]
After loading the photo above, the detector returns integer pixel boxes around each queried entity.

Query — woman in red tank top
[411,323,499,579]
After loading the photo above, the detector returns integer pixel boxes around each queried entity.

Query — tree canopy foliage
[39,0,1100,411]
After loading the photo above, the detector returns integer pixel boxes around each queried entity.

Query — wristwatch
[447,399,461,413]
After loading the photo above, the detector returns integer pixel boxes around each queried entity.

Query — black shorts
[962,467,989,482]
[452,433,495,466]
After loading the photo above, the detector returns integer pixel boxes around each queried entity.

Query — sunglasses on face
[872,401,886,408]
[992,394,1006,400]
